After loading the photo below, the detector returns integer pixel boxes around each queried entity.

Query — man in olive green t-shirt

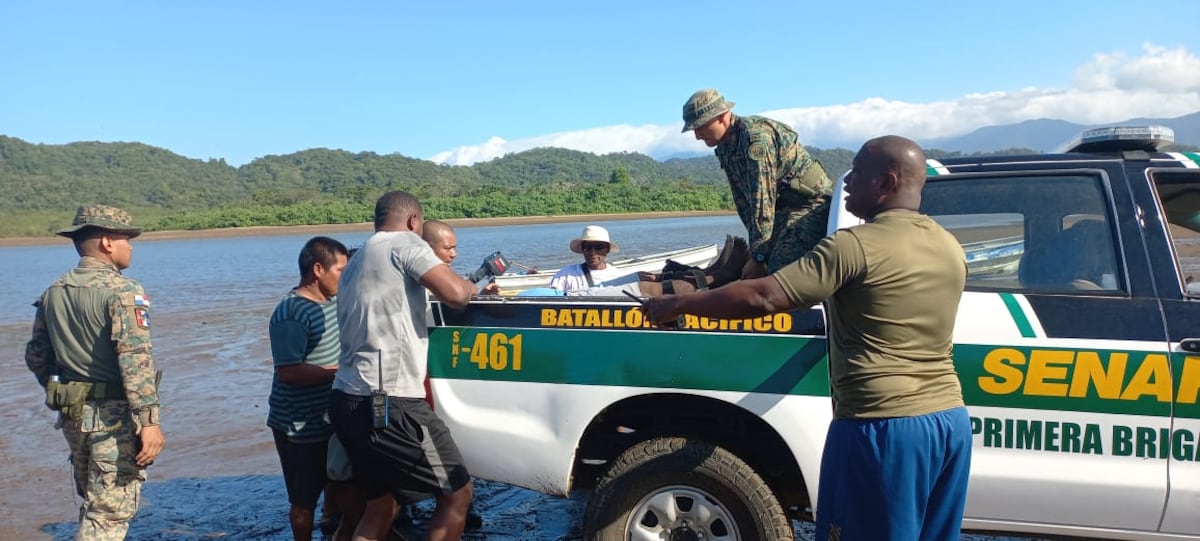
[642,135,971,541]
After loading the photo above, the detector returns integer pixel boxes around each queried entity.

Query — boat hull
[493,244,720,294]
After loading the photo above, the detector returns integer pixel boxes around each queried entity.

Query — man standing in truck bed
[643,135,972,541]
[682,88,833,278]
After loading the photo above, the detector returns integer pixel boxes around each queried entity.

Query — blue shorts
[815,406,972,541]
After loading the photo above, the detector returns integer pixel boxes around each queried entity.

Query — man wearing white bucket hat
[549,225,628,293]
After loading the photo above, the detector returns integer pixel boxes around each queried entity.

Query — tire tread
[583,436,792,541]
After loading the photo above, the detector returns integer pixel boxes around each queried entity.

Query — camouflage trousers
[766,197,832,274]
[60,400,146,541]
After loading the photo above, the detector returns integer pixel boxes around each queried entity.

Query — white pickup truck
[426,126,1200,541]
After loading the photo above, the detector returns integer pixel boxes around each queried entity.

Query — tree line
[0,134,1026,237]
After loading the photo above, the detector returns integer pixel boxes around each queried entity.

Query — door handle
[1181,339,1200,353]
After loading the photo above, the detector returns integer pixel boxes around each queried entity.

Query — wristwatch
[753,252,768,263]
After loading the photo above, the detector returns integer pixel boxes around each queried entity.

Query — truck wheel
[583,437,792,541]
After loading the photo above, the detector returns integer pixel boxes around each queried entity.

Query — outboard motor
[466,251,512,283]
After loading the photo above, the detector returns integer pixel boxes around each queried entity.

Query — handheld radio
[371,351,389,428]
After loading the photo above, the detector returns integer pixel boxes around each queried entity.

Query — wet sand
[0,299,608,540]
[0,211,734,247]
[0,303,282,539]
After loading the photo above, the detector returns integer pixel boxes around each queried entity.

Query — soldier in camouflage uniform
[24,205,165,541]
[682,89,833,277]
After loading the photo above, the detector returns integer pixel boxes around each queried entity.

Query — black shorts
[329,390,471,502]
[271,429,329,508]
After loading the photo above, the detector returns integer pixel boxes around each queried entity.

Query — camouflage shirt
[715,114,832,258]
[25,256,160,418]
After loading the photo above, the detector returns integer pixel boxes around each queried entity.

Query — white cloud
[429,125,682,165]
[1076,44,1200,93]
[431,43,1200,165]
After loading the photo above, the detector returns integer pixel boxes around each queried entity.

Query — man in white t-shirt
[330,191,477,541]
[549,225,632,292]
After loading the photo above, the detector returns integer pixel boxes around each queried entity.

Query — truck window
[929,212,1024,289]
[1149,170,1200,296]
[922,174,1123,294]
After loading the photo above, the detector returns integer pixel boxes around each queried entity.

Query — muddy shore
[0,210,734,540]
[0,211,734,247]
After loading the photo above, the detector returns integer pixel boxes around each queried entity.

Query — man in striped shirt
[268,236,349,541]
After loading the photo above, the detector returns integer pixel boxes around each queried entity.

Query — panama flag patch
[134,294,150,307]
[135,308,150,328]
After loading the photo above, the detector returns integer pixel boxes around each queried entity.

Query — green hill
[0,135,859,237]
[0,137,241,211]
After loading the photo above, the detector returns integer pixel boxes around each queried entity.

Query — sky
[3,1,1199,167]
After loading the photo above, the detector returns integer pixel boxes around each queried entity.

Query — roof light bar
[1058,125,1175,154]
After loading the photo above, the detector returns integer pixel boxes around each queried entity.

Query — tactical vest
[42,267,124,383]
[777,158,832,213]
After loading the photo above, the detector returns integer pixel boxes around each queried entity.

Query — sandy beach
[0,211,734,247]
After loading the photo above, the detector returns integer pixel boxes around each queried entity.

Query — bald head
[374,190,423,232]
[422,220,453,243]
[844,135,928,218]
[860,135,927,194]
[422,219,458,264]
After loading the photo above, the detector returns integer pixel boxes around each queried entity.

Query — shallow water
[0,215,747,326]
[1,215,1046,540]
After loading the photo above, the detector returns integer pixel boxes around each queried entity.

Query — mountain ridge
[2,111,1196,235]
[652,111,1200,160]
[922,111,1200,153]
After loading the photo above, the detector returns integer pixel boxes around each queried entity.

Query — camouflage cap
[55,205,143,238]
[681,89,735,132]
